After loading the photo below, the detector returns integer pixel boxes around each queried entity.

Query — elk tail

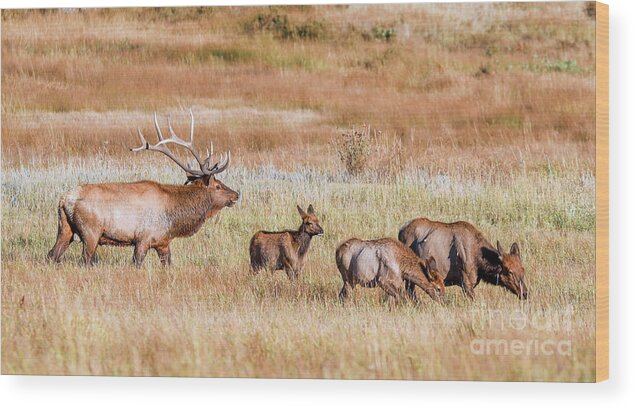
[249,234,261,272]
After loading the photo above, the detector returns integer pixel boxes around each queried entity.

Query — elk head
[420,256,446,300]
[495,241,528,300]
[297,204,324,237]
[131,110,239,208]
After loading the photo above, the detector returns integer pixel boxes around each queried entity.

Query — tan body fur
[335,237,445,303]
[48,178,238,267]
[249,205,323,281]
[398,218,528,300]
[48,112,238,267]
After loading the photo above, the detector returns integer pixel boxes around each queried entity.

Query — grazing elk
[335,238,445,303]
[47,110,239,267]
[249,205,324,280]
[398,218,528,300]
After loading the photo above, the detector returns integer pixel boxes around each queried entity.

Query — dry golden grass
[1,4,597,381]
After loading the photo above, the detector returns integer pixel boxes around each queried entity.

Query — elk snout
[519,279,528,300]
[428,286,445,303]
[436,284,446,303]
[510,278,528,300]
[226,190,240,207]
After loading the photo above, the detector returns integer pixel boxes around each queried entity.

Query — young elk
[335,238,445,303]
[399,218,528,300]
[249,205,324,281]
[47,110,239,267]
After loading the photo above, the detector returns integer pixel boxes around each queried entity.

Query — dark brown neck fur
[164,186,222,238]
[476,239,504,285]
[291,224,313,258]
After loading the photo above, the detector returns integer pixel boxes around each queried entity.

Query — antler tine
[189,108,195,143]
[203,141,215,171]
[166,115,182,141]
[153,112,164,141]
[209,150,231,175]
[130,112,228,178]
[130,128,149,152]
[130,117,204,177]
[155,112,205,169]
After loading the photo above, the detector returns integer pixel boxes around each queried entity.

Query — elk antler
[130,109,230,178]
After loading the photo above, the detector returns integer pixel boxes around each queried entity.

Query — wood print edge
[595,1,609,383]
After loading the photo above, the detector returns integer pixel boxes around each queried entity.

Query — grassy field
[1,4,596,381]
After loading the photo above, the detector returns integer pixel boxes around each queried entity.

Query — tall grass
[2,159,595,380]
[1,4,596,381]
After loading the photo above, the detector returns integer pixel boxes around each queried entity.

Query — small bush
[244,12,328,41]
[331,125,404,178]
[542,59,581,73]
[295,20,328,40]
[525,59,583,74]
[371,25,397,42]
[358,48,399,71]
[331,126,375,176]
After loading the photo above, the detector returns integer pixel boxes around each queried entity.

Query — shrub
[371,25,397,42]
[331,126,374,176]
[525,59,583,74]
[244,12,328,41]
[331,125,405,178]
[294,20,327,40]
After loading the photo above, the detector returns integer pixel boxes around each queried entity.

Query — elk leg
[379,279,407,303]
[81,234,99,267]
[460,274,477,300]
[404,280,418,302]
[284,265,298,281]
[155,245,171,267]
[47,206,74,262]
[339,282,352,302]
[461,258,478,300]
[249,258,262,275]
[462,283,476,300]
[133,242,150,268]
[282,253,298,281]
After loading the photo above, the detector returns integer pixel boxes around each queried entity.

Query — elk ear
[496,240,504,258]
[186,175,209,186]
[185,174,198,185]
[202,174,213,186]
[307,204,315,214]
[510,242,521,259]
[297,205,306,218]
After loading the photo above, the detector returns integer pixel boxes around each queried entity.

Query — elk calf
[335,238,445,303]
[249,205,324,280]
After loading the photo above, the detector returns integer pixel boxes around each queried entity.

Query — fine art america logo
[469,306,574,357]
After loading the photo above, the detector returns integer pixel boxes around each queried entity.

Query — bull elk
[398,218,528,300]
[47,110,239,267]
[249,205,324,280]
[335,238,445,303]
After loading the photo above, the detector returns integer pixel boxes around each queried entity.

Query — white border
[1,0,632,406]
